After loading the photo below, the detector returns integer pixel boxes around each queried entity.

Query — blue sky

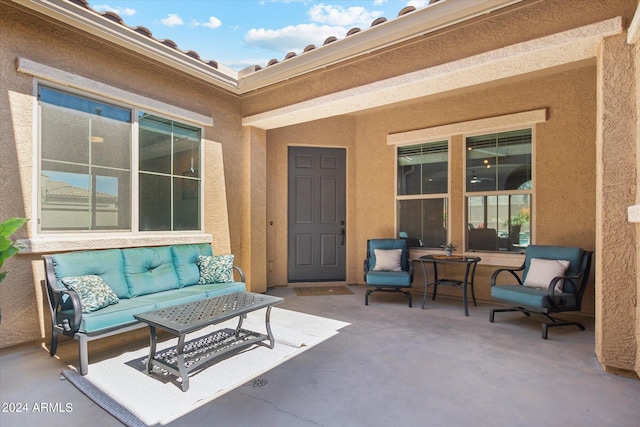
[88,1,429,70]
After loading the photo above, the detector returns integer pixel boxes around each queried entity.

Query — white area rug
[62,308,349,426]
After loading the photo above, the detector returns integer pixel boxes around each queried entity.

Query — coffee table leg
[265,306,275,349]
[146,326,157,374]
[176,334,189,392]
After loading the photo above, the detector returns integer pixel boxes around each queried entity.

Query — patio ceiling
[242,17,623,131]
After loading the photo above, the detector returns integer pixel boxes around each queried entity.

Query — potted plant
[0,218,29,322]
[440,242,457,257]
[0,217,29,284]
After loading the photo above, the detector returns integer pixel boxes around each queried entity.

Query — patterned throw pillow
[61,275,119,313]
[197,254,234,284]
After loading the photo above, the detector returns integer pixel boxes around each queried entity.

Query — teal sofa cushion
[52,249,130,298]
[193,281,247,297]
[79,298,156,334]
[137,288,210,309]
[123,247,180,297]
[171,243,213,287]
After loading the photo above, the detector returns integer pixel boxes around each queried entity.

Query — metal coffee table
[134,292,283,391]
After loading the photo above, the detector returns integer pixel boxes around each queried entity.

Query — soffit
[242,17,623,130]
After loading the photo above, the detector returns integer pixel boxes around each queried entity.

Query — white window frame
[388,109,546,266]
[20,59,213,252]
[463,126,535,254]
[395,139,451,248]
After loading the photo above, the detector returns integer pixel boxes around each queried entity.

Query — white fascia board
[238,0,524,92]
[242,17,623,130]
[628,2,640,44]
[11,0,240,91]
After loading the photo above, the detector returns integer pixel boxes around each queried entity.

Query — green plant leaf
[0,271,7,284]
[0,218,29,238]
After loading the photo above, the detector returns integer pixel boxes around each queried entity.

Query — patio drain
[250,378,268,388]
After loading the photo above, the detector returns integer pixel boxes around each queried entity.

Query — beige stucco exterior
[1,0,639,378]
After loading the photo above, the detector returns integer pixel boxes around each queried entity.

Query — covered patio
[1,286,639,426]
[1,2,640,424]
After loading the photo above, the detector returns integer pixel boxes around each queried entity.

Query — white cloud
[308,3,383,27]
[245,23,347,54]
[92,4,135,16]
[160,13,183,27]
[192,16,222,29]
[407,0,431,8]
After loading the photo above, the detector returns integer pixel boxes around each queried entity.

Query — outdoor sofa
[42,243,245,375]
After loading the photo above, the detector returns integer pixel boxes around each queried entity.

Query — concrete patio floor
[1,285,639,427]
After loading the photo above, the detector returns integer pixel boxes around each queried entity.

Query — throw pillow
[61,275,119,313]
[372,249,403,271]
[523,258,570,292]
[197,254,234,284]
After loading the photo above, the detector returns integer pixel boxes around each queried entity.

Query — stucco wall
[595,32,638,375]
[0,3,246,348]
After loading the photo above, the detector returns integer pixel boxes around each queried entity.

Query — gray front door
[288,146,346,282]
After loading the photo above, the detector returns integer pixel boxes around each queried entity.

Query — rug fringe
[62,369,148,427]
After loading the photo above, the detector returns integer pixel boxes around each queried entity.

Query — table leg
[470,261,478,306]
[176,334,189,392]
[265,306,275,349]
[431,262,439,301]
[463,263,471,317]
[146,325,157,374]
[420,261,429,309]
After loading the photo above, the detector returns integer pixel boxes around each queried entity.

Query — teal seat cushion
[79,298,156,334]
[171,244,213,287]
[365,271,412,287]
[123,247,180,297]
[491,285,577,309]
[137,288,210,309]
[523,246,584,292]
[191,281,247,297]
[52,249,130,298]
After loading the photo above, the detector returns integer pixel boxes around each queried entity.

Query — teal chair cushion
[491,285,577,308]
[365,271,412,287]
[522,246,584,293]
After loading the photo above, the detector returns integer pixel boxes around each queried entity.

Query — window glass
[138,112,201,231]
[398,198,448,248]
[39,87,202,233]
[397,141,448,248]
[398,142,448,195]
[466,129,532,192]
[466,129,532,252]
[39,87,132,231]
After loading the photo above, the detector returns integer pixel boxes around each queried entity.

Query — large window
[397,141,448,248]
[39,86,201,233]
[466,129,532,252]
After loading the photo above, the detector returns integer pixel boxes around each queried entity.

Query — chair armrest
[546,250,593,308]
[232,265,246,283]
[545,274,581,308]
[50,286,83,334]
[363,258,370,282]
[490,262,525,287]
